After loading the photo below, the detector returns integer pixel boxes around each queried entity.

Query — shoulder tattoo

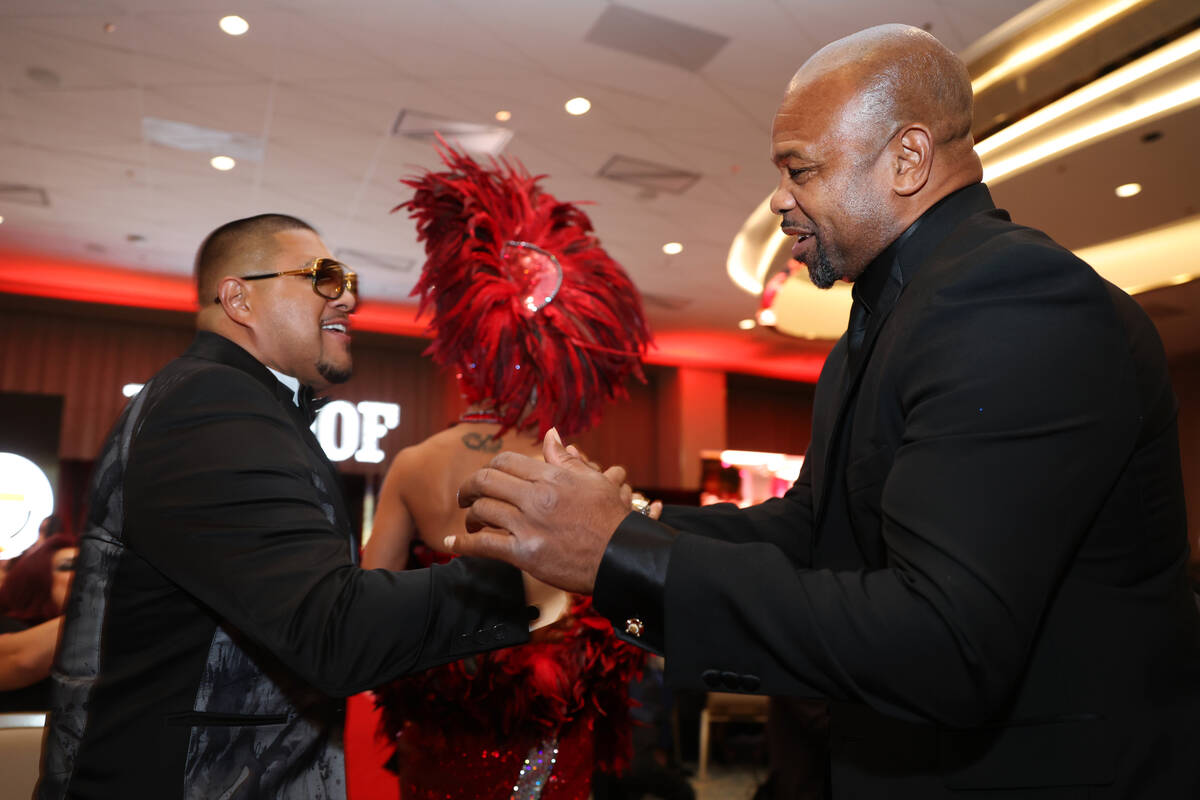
[461,432,503,452]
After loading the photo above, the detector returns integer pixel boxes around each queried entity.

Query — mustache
[780,217,813,233]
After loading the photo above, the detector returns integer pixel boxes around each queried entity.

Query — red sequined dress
[372,589,643,800]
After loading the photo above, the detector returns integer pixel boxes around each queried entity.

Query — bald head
[769,25,982,287]
[789,24,975,152]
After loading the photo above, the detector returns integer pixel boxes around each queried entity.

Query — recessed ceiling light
[1115,182,1142,198]
[738,318,756,330]
[495,110,512,122]
[662,242,683,255]
[210,155,236,171]
[0,215,5,224]
[564,97,591,116]
[219,15,249,36]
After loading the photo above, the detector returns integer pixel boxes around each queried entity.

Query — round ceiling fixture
[662,242,683,255]
[495,110,512,122]
[1114,182,1142,198]
[219,15,249,36]
[564,97,591,116]
[210,155,236,171]
[738,318,756,330]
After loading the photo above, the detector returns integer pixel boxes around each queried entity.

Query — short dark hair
[194,214,317,302]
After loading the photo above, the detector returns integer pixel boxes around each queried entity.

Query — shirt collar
[266,367,301,407]
[850,182,993,314]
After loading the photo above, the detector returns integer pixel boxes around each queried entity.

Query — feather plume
[396,141,652,437]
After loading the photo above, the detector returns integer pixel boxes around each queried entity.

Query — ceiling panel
[9,0,1194,369]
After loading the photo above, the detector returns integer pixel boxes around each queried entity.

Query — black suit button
[721,671,740,690]
[740,674,760,692]
[701,669,721,689]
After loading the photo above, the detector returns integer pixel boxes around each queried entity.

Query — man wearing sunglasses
[41,214,533,799]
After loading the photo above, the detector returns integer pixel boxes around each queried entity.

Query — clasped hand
[447,428,635,593]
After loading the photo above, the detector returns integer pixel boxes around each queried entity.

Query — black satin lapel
[284,403,358,559]
[814,285,904,530]
[809,345,847,522]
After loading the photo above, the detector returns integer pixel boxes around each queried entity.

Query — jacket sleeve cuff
[592,510,676,655]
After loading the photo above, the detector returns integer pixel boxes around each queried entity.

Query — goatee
[806,237,839,290]
[318,360,352,385]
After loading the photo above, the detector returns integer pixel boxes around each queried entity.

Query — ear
[892,125,933,197]
[215,277,253,327]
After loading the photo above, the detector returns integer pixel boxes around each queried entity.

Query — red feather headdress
[396,142,652,437]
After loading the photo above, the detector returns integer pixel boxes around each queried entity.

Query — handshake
[449,428,661,595]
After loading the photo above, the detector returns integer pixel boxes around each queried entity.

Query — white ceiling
[12,0,1189,366]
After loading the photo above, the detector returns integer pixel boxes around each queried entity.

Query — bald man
[450,25,1200,798]
[41,214,532,799]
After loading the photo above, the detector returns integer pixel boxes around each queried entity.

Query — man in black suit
[40,214,532,798]
[450,24,1200,798]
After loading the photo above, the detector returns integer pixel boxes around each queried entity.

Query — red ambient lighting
[0,251,827,381]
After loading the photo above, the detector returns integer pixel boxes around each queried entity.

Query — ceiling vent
[393,110,512,156]
[585,4,729,72]
[335,247,417,274]
[0,184,49,206]
[597,154,700,195]
[142,117,265,162]
[641,291,692,311]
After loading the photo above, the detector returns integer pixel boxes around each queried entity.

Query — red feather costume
[367,145,651,800]
[400,142,652,437]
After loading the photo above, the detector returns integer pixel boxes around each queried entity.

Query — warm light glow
[494,110,512,122]
[975,28,1200,158]
[757,308,777,326]
[0,216,5,225]
[210,155,236,171]
[564,97,591,116]
[727,193,784,296]
[1114,182,1142,198]
[1073,213,1200,295]
[718,450,805,482]
[738,318,756,330]
[983,78,1200,183]
[971,0,1149,94]
[662,242,683,255]
[219,15,249,36]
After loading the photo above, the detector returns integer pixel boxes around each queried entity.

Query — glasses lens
[312,260,346,299]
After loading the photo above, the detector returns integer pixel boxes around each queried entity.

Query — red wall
[2,296,803,494]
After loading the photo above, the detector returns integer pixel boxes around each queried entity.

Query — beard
[805,235,840,290]
[317,358,352,385]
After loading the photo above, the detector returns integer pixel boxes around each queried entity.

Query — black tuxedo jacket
[595,184,1200,797]
[41,332,530,799]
